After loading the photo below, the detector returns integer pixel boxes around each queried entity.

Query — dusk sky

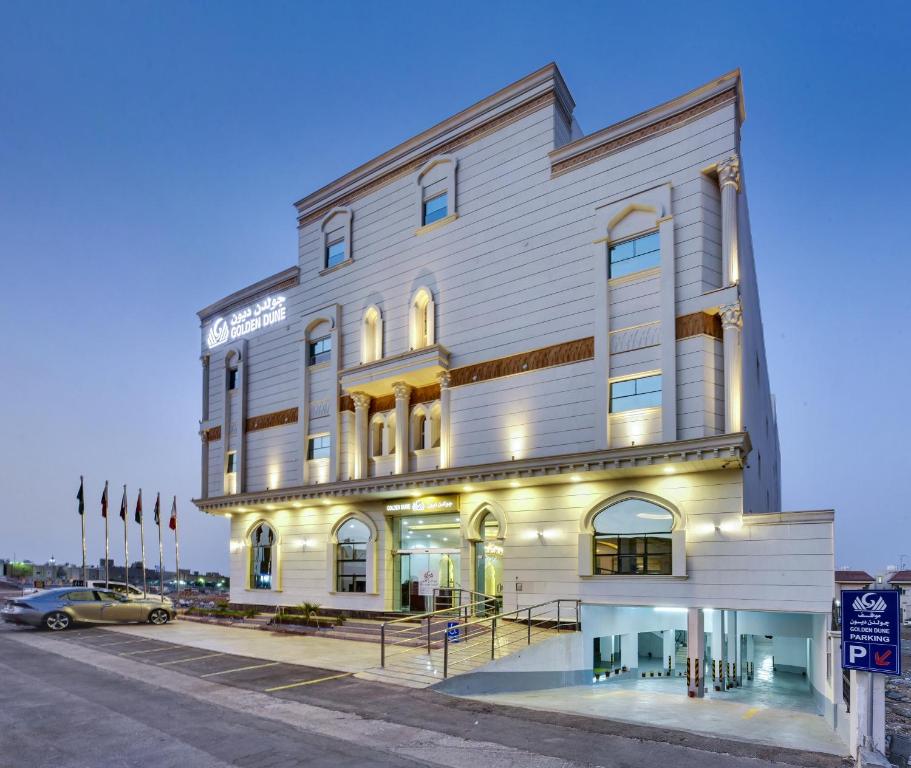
[1,1,908,574]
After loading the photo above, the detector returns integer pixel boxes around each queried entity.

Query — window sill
[308,361,330,373]
[244,588,283,593]
[415,212,458,236]
[583,574,686,581]
[608,265,660,287]
[328,591,379,597]
[320,258,353,277]
[609,405,661,418]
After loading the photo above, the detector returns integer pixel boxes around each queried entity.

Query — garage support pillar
[726,611,741,687]
[687,608,705,698]
[662,630,675,674]
[711,610,725,690]
[621,633,638,673]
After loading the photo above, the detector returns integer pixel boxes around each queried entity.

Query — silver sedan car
[1,587,175,631]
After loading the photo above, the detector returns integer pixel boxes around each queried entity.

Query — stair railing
[379,597,497,668]
[442,599,580,678]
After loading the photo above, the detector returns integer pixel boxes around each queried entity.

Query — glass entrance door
[396,551,459,612]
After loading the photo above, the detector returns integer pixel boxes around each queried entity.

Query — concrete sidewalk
[104,618,381,672]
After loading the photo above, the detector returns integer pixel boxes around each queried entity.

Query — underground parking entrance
[435,604,848,755]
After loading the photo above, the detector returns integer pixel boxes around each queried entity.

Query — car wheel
[44,612,71,631]
[148,608,170,625]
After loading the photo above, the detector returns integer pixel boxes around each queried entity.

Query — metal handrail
[380,597,496,667]
[442,599,580,678]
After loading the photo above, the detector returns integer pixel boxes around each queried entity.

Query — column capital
[717,154,741,191]
[392,381,413,401]
[437,371,451,389]
[351,392,372,411]
[719,302,743,330]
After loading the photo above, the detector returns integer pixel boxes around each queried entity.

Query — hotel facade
[194,64,842,727]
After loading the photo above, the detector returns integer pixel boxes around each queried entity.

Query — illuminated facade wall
[195,64,829,619]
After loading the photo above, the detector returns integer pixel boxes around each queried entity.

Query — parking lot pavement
[0,623,848,768]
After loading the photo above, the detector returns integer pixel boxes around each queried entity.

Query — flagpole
[80,475,87,584]
[173,496,180,612]
[138,489,147,595]
[104,480,110,587]
[156,493,164,603]
[122,485,129,589]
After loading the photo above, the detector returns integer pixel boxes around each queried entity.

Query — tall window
[320,207,352,271]
[227,367,238,390]
[370,417,384,457]
[225,452,237,494]
[336,518,369,593]
[309,336,331,366]
[609,231,660,279]
[412,409,427,450]
[610,374,661,413]
[362,306,382,363]
[409,287,434,349]
[422,192,448,225]
[307,434,330,460]
[250,522,275,589]
[592,499,673,575]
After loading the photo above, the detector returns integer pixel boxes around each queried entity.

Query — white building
[194,64,840,730]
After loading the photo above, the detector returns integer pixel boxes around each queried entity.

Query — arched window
[412,407,427,451]
[386,413,396,455]
[362,306,383,363]
[409,287,435,349]
[370,415,385,457]
[592,498,673,575]
[320,207,353,270]
[336,517,370,593]
[250,522,276,589]
[416,155,458,230]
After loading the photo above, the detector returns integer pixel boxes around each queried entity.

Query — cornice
[193,432,750,511]
[294,63,571,227]
[197,266,300,322]
[550,70,743,178]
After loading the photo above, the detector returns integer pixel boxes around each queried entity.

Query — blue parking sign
[841,590,901,676]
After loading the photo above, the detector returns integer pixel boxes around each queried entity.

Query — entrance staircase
[357,598,581,689]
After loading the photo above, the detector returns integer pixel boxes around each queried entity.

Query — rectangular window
[307,434,330,461]
[610,374,662,413]
[609,231,660,279]
[325,240,346,269]
[227,368,238,390]
[594,533,671,575]
[422,192,448,225]
[226,452,237,474]
[308,336,331,366]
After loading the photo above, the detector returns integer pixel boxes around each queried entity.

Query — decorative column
[393,382,412,474]
[438,372,451,469]
[720,302,743,433]
[351,392,371,480]
[199,427,209,500]
[687,607,706,698]
[717,154,741,286]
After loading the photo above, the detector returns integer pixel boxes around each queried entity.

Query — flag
[101,482,108,518]
[153,493,160,526]
[135,489,143,524]
[119,487,127,520]
[77,478,85,516]
[169,497,177,531]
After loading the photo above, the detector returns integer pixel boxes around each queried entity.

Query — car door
[64,590,105,622]
[96,591,142,623]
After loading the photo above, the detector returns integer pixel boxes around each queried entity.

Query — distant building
[834,569,874,597]
[887,570,911,623]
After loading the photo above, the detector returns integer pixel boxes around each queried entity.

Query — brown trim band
[245,408,299,433]
[297,91,556,229]
[676,311,722,341]
[203,426,222,443]
[450,337,594,387]
[551,89,736,177]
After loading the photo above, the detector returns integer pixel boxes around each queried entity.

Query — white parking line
[121,646,179,656]
[158,652,224,666]
[200,661,279,678]
[89,639,150,648]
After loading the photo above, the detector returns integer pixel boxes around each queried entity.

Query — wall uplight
[663,466,675,474]
[509,481,520,488]
[569,475,581,483]
[463,485,474,492]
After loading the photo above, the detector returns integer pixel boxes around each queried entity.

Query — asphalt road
[0,623,847,768]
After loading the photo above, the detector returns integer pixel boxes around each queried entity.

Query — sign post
[842,589,900,757]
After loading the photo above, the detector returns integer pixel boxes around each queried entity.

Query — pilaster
[717,154,741,287]
[720,302,743,433]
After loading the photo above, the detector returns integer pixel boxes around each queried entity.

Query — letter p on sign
[848,644,867,664]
